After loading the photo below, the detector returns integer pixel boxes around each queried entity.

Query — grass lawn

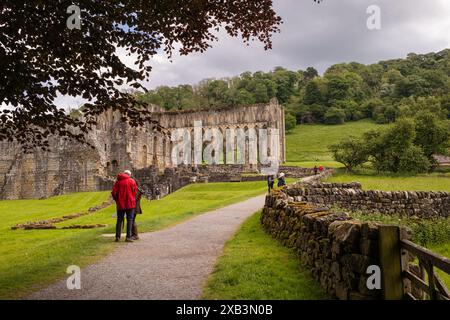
[285,120,386,165]
[326,171,450,192]
[429,244,450,289]
[0,181,276,299]
[284,161,344,168]
[202,211,328,300]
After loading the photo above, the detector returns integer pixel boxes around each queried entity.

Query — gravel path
[27,194,266,300]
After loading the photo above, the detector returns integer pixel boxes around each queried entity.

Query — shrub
[350,212,450,247]
[364,119,431,174]
[285,113,297,133]
[329,136,368,172]
[324,107,346,125]
[398,145,431,174]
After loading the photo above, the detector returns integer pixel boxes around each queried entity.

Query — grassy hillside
[285,120,387,167]
[0,181,278,299]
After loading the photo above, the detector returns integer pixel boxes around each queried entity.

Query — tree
[414,111,450,164]
[272,67,299,104]
[362,98,384,118]
[303,80,323,105]
[398,145,431,174]
[200,79,230,107]
[303,67,319,81]
[395,75,429,98]
[0,1,285,150]
[333,100,363,121]
[364,119,431,174]
[329,136,368,172]
[284,113,297,133]
[326,74,352,102]
[442,94,450,119]
[253,82,270,103]
[324,107,345,125]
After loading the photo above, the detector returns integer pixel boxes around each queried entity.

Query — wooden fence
[379,225,450,300]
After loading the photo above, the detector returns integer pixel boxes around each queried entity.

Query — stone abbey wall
[286,181,450,219]
[152,100,286,165]
[0,102,286,199]
[0,139,102,199]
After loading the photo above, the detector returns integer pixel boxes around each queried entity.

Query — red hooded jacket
[111,173,137,211]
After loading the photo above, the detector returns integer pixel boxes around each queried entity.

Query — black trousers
[115,209,134,239]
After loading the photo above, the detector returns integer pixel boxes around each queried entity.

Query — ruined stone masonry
[0,101,286,199]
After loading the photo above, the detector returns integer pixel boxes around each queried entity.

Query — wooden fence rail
[379,225,450,300]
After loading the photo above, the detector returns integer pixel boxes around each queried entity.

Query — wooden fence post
[379,225,404,300]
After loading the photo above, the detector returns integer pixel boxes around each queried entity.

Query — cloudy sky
[56,0,450,109]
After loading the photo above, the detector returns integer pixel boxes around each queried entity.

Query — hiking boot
[125,237,134,242]
[115,238,120,242]
[131,223,139,240]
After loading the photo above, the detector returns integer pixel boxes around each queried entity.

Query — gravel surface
[27,194,266,300]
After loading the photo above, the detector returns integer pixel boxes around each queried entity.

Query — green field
[285,119,386,167]
[326,171,450,192]
[430,244,450,289]
[203,212,327,300]
[0,181,274,299]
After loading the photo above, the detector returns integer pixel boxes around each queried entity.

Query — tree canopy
[0,0,295,150]
[330,113,450,174]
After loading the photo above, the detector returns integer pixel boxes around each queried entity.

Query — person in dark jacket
[111,170,137,242]
[155,187,161,200]
[131,179,143,241]
[267,175,275,193]
[277,172,286,187]
[313,166,319,175]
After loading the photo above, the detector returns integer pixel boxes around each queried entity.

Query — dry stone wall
[285,182,450,219]
[262,189,388,300]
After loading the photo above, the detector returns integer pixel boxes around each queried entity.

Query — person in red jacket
[112,170,137,242]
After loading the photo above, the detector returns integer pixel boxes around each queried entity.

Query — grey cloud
[55,0,449,107]
[144,0,449,89]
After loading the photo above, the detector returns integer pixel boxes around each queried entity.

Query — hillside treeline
[137,49,450,130]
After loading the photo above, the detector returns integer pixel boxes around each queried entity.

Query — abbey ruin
[0,101,286,199]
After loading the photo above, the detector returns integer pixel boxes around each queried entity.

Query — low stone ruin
[11,198,113,230]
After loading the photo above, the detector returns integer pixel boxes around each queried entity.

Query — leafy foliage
[284,113,297,133]
[328,136,368,172]
[363,119,431,174]
[352,212,450,247]
[1,0,286,150]
[414,111,450,164]
[324,107,345,125]
[331,115,449,174]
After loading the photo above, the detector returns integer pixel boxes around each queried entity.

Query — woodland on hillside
[137,49,450,131]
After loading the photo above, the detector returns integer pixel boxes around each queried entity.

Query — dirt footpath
[27,195,266,300]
